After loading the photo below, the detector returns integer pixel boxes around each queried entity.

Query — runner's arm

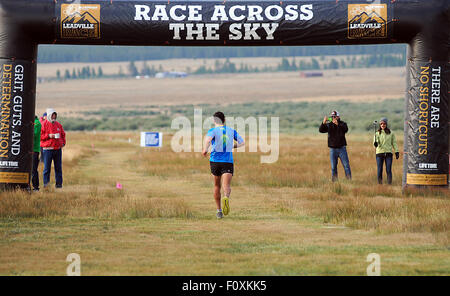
[234,141,245,148]
[233,130,245,148]
[202,135,213,156]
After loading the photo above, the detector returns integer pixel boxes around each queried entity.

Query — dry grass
[4,131,447,234]
[0,131,448,275]
[128,133,449,236]
[0,190,192,220]
[319,196,449,232]
[35,67,404,115]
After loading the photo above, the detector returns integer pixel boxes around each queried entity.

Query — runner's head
[213,111,225,126]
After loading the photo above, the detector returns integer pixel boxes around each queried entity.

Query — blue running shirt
[207,126,244,163]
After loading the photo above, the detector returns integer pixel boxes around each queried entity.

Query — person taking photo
[319,110,352,182]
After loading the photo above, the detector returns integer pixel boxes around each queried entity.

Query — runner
[202,112,245,219]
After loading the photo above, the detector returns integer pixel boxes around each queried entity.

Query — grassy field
[35,66,404,116]
[58,98,406,133]
[0,132,448,275]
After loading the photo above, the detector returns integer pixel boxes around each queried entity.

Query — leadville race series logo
[348,4,387,39]
[61,4,100,39]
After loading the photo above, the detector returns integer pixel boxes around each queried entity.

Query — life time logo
[348,4,387,39]
[419,163,438,170]
[61,4,101,39]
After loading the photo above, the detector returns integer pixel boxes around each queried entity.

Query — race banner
[0,59,36,188]
[405,61,449,186]
[55,1,394,45]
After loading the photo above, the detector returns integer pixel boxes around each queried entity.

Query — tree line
[38,44,407,63]
[53,53,405,80]
[276,53,405,71]
[53,62,163,81]
[58,66,104,80]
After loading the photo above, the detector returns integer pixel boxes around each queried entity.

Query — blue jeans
[43,149,63,187]
[376,153,393,184]
[330,146,352,181]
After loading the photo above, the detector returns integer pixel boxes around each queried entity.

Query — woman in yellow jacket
[373,118,399,184]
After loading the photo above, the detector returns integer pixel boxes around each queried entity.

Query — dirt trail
[81,144,438,248]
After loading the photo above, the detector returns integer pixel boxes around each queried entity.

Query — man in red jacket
[41,108,66,188]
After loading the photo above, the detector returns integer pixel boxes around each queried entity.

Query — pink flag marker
[116,182,123,190]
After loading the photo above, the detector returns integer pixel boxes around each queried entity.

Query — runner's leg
[213,175,222,210]
[222,173,232,198]
[222,173,232,215]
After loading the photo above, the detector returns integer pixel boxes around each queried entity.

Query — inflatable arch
[0,0,448,190]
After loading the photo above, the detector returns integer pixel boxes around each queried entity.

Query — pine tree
[80,67,86,79]
[141,61,151,76]
[329,59,339,69]
[128,61,139,77]
[279,58,290,71]
[299,60,307,70]
[98,66,103,77]
[291,57,297,70]
[311,58,320,70]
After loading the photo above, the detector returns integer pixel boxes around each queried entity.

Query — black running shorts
[210,162,234,176]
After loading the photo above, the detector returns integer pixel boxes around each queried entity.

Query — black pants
[31,152,40,190]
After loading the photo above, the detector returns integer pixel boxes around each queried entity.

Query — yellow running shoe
[222,197,230,216]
